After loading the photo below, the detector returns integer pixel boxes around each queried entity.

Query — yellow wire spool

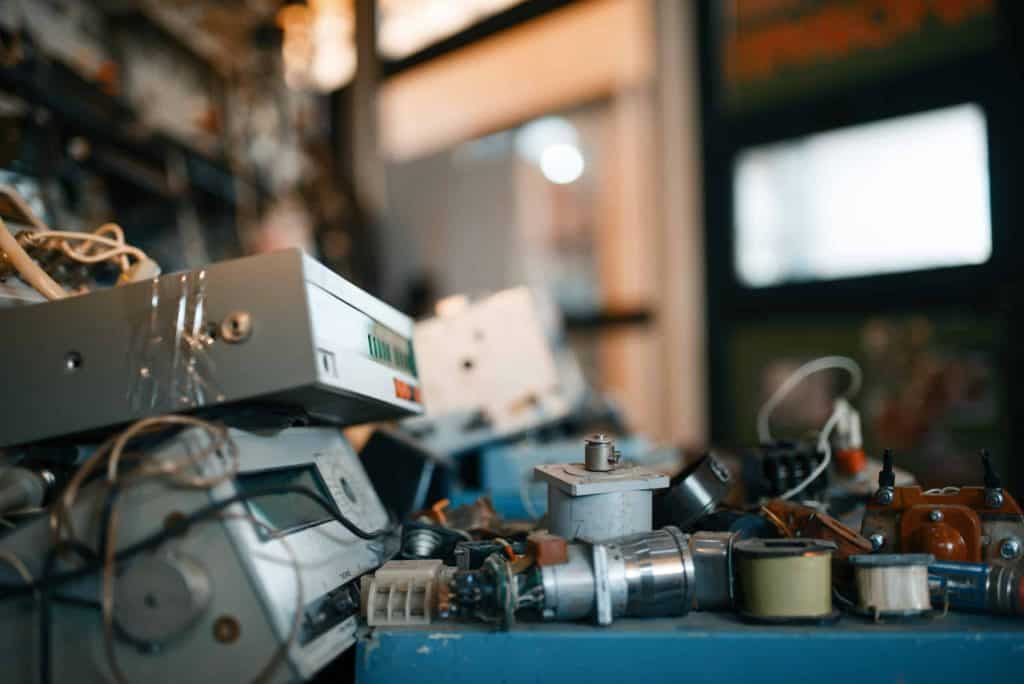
[734,538,838,623]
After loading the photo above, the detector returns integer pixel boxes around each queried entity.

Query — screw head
[876,489,894,505]
[928,510,944,522]
[212,615,240,643]
[985,490,1005,509]
[220,311,253,343]
[869,533,885,551]
[1000,538,1021,560]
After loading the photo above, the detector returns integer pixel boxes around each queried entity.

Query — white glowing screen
[734,103,992,287]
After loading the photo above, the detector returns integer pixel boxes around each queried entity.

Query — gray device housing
[0,426,398,683]
[0,249,422,447]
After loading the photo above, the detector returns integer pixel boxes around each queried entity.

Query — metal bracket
[592,544,613,626]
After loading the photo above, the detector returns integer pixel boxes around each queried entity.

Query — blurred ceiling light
[378,0,522,60]
[515,116,578,165]
[277,0,356,92]
[539,143,585,185]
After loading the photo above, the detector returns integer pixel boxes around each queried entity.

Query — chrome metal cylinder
[540,527,695,625]
[604,526,695,620]
[657,452,732,530]
[540,544,597,621]
[690,531,735,610]
[987,562,1024,615]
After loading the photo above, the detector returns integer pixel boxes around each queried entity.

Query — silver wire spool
[734,538,838,624]
[848,553,935,621]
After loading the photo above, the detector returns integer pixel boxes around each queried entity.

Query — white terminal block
[535,462,669,542]
[360,560,454,627]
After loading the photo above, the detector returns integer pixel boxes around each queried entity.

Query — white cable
[778,402,843,501]
[756,355,862,444]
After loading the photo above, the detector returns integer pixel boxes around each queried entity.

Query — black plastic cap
[879,449,895,488]
[981,449,1002,489]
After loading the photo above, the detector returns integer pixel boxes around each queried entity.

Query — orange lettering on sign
[725,0,993,85]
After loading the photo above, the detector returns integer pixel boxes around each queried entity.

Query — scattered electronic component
[761,499,872,584]
[538,528,739,625]
[413,287,578,443]
[928,560,1024,617]
[539,527,696,625]
[689,531,739,611]
[455,539,528,570]
[0,248,422,447]
[733,538,838,623]
[742,441,829,502]
[848,554,935,620]
[361,560,455,627]
[526,532,569,568]
[0,186,160,300]
[654,451,733,531]
[534,434,669,541]
[400,522,466,563]
[861,449,1024,563]
[0,425,398,682]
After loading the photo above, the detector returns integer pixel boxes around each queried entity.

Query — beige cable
[0,216,67,299]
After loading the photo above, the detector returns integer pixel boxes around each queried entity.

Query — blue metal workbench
[356,612,1024,683]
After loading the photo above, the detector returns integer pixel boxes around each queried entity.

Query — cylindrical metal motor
[655,452,733,530]
[546,487,656,543]
[535,435,669,542]
[849,554,934,618]
[541,527,695,625]
[733,538,837,623]
[690,531,737,610]
[928,560,1024,616]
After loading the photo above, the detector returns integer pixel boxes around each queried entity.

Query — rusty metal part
[763,499,872,584]
[527,532,569,567]
[762,500,873,559]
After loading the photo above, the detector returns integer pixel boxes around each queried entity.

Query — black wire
[0,485,396,600]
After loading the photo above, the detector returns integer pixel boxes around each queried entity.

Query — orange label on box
[394,378,422,404]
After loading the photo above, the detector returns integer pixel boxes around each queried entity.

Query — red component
[835,448,867,476]
[911,522,968,561]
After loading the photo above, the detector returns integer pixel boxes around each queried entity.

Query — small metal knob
[876,488,894,506]
[584,434,619,472]
[868,533,885,551]
[928,510,944,522]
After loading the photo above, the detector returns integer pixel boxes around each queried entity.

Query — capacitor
[848,554,934,620]
[733,538,838,623]
[928,560,1024,616]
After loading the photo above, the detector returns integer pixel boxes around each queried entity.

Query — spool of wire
[848,554,935,621]
[734,538,838,623]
